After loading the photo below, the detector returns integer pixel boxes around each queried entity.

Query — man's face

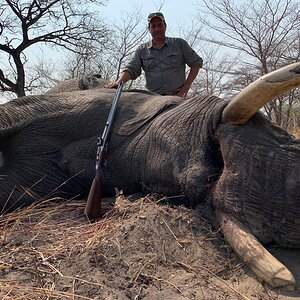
[148,17,166,41]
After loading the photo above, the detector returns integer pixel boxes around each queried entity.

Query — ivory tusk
[222,62,300,125]
[216,210,295,290]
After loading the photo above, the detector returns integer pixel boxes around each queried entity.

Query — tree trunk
[14,54,26,97]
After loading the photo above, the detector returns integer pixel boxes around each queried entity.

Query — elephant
[0,63,300,288]
[45,74,107,94]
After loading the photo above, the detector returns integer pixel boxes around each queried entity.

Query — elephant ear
[118,96,179,135]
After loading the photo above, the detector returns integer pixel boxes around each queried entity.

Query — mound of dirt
[0,195,299,299]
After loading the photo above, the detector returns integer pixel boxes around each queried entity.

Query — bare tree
[61,39,104,79]
[100,8,148,85]
[200,0,299,71]
[30,54,62,94]
[0,0,108,97]
[197,0,300,126]
[176,20,238,97]
[61,7,149,90]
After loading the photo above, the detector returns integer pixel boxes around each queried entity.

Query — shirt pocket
[167,52,181,68]
[142,56,156,71]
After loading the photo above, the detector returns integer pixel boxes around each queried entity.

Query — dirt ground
[0,194,300,300]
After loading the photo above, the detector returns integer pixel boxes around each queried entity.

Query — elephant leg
[61,139,96,183]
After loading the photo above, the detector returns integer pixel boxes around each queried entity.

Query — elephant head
[215,63,300,248]
[45,75,108,94]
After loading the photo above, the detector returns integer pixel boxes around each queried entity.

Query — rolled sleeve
[180,39,203,68]
[123,46,143,80]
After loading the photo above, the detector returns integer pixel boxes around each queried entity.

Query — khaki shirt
[125,37,203,95]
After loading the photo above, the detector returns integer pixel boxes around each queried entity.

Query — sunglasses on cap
[148,12,165,23]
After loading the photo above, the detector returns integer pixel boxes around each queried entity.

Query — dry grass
[0,195,287,300]
[0,198,116,299]
[0,197,244,300]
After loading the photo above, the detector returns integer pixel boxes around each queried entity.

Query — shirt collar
[147,37,169,49]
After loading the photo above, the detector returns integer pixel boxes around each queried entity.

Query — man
[105,12,203,97]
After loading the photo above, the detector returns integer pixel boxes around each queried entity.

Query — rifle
[84,81,124,220]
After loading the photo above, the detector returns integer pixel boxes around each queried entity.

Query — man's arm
[176,66,201,97]
[105,45,144,89]
[104,70,132,89]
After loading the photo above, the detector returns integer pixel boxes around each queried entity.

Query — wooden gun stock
[84,177,103,220]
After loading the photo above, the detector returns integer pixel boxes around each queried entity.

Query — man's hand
[104,82,119,89]
[105,71,132,89]
[176,66,200,97]
[175,82,191,98]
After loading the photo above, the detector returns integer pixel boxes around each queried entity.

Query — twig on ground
[162,218,184,248]
[131,256,157,283]
[141,273,182,293]
[177,261,251,300]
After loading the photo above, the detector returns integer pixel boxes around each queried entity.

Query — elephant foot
[216,210,295,290]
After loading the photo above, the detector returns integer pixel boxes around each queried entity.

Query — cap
[148,12,165,23]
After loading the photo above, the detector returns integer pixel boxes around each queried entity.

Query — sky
[100,0,201,33]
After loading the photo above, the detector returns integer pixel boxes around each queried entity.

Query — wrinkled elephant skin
[0,65,300,252]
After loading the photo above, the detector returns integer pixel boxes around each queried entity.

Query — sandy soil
[0,195,300,300]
